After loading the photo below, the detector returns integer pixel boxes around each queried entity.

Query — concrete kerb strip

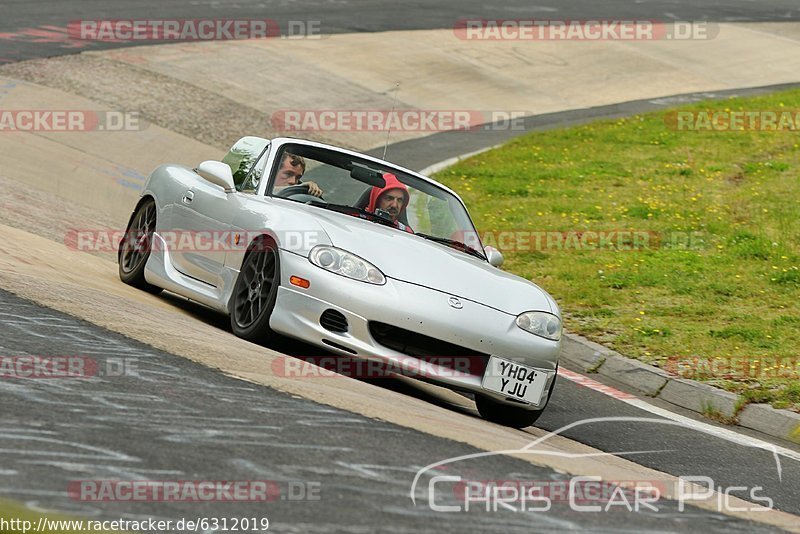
[739,404,800,444]
[596,352,671,397]
[562,331,800,445]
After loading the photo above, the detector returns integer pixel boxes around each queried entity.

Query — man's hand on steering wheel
[302,180,323,197]
[274,182,324,201]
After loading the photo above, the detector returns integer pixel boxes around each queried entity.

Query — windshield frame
[261,138,486,259]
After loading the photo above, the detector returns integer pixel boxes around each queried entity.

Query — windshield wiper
[307,200,398,228]
[416,233,486,261]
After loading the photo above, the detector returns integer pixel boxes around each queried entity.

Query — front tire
[118,198,162,295]
[475,395,544,428]
[230,238,280,344]
[476,370,557,428]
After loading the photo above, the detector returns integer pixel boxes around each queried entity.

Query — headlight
[516,311,561,341]
[309,245,386,285]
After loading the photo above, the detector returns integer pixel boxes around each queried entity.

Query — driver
[274,152,323,197]
[367,173,413,233]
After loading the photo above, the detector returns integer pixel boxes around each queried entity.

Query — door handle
[182,190,194,204]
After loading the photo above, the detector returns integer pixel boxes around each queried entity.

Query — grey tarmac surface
[329,339,800,516]
[2,0,800,63]
[0,288,778,533]
[537,372,800,516]
[1,0,799,530]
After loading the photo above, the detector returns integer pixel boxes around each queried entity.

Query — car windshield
[266,143,485,259]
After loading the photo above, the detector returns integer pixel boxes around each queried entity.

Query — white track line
[557,367,800,464]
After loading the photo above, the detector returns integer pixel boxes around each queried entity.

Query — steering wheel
[275,183,324,202]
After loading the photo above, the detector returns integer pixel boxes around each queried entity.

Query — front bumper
[270,250,561,409]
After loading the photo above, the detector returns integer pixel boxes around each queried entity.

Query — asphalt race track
[0,289,783,533]
[2,285,798,525]
[1,0,800,532]
[1,0,800,63]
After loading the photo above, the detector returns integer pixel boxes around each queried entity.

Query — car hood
[298,205,556,316]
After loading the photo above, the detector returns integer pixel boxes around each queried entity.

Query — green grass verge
[435,89,800,412]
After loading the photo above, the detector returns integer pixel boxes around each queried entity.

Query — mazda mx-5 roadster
[118,136,562,427]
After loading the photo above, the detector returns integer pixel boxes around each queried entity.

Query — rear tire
[118,198,162,295]
[230,238,280,344]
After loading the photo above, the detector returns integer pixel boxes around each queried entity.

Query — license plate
[481,356,549,406]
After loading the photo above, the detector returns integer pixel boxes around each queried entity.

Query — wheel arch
[246,231,279,252]
[118,194,157,264]
[227,231,282,342]
[225,231,281,314]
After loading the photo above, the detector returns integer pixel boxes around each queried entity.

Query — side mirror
[485,246,504,267]
[197,160,236,193]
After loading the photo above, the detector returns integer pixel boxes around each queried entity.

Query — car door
[169,137,271,287]
[170,177,236,287]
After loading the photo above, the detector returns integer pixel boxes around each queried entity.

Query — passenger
[367,173,413,232]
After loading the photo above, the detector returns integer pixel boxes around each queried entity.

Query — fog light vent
[320,309,348,333]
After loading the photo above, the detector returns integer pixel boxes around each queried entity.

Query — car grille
[368,322,489,377]
[320,309,349,333]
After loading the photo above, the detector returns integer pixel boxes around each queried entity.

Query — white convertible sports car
[118,136,562,427]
